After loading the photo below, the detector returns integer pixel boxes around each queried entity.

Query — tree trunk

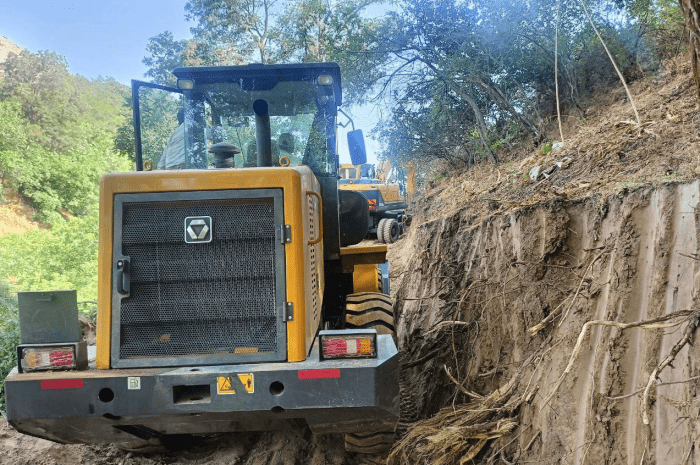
[467,76,539,136]
[680,0,700,99]
[419,59,498,164]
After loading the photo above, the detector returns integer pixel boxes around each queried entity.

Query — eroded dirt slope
[392,181,700,464]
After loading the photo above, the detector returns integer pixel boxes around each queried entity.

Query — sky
[2,0,192,84]
[1,0,389,164]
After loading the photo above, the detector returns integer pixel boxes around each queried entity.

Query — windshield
[139,80,338,176]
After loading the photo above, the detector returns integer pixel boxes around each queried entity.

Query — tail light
[319,330,377,360]
[18,342,88,373]
[368,199,376,211]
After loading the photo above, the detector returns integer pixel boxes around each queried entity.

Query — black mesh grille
[118,197,281,360]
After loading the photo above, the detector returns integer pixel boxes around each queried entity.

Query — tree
[185,0,277,63]
[679,0,700,99]
[142,31,189,86]
[1,50,131,222]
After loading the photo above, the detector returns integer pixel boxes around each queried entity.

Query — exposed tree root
[642,311,700,427]
[388,350,540,465]
[539,309,697,410]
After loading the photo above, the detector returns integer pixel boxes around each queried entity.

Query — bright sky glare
[1,0,388,164]
[2,0,192,84]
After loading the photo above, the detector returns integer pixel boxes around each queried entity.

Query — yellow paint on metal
[340,244,388,256]
[217,376,236,394]
[234,347,259,354]
[237,374,254,393]
[353,264,380,293]
[96,166,322,368]
[338,182,401,203]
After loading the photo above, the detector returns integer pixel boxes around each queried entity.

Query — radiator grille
[113,191,285,366]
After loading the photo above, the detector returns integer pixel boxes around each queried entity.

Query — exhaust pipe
[253,99,272,167]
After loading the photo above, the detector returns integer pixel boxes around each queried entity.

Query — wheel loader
[338,163,408,244]
[4,63,398,454]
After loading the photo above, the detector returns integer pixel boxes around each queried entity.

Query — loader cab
[131,63,343,177]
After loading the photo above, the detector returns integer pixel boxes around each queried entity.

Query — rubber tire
[382,218,400,244]
[343,292,397,454]
[345,430,397,454]
[344,292,395,336]
[376,218,388,243]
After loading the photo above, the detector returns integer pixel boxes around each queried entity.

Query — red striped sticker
[298,369,341,380]
[41,379,84,390]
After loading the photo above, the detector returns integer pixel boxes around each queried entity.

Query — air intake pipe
[254,99,272,167]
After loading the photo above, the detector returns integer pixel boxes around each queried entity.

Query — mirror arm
[337,108,355,131]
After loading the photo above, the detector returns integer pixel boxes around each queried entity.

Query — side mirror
[347,129,367,165]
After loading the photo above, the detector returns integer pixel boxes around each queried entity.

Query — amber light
[320,333,377,360]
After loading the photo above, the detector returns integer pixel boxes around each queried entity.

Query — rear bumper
[5,335,398,444]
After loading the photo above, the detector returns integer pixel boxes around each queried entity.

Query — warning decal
[217,376,236,395]
[238,374,254,393]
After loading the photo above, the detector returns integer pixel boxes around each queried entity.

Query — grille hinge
[283,302,294,321]
[278,224,292,244]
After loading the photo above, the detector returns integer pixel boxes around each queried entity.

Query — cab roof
[172,63,342,106]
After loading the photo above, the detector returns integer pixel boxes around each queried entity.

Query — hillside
[0,37,39,238]
[0,36,22,78]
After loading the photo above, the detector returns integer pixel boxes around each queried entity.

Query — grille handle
[116,257,131,297]
[307,191,323,245]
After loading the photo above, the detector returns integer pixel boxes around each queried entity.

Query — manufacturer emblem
[184,216,212,243]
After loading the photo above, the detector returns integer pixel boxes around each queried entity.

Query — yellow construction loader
[5,63,398,454]
[338,162,409,243]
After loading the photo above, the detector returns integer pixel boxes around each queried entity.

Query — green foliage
[0,214,99,304]
[0,50,131,223]
[540,141,553,156]
[626,0,685,59]
[0,283,20,414]
[185,0,275,63]
[133,0,687,174]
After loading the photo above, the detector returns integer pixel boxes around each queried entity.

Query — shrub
[0,283,20,414]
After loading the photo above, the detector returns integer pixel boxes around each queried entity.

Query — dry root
[389,352,538,465]
[539,309,697,410]
[641,311,700,427]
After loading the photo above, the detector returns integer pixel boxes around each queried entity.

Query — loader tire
[344,292,395,336]
[345,430,396,454]
[382,218,400,244]
[344,292,397,454]
[376,218,388,243]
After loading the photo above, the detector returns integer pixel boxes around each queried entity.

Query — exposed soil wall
[393,180,700,464]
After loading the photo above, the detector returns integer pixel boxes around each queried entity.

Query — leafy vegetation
[0,50,131,223]
[128,0,690,174]
[0,213,99,304]
[0,283,20,414]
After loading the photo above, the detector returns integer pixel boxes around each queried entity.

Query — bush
[0,283,20,414]
[0,213,99,304]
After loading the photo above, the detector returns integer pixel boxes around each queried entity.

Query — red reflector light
[320,333,377,360]
[20,346,77,372]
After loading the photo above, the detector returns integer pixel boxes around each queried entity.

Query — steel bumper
[5,335,398,444]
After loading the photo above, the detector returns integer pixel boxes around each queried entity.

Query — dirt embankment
[391,180,700,464]
[0,193,45,238]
